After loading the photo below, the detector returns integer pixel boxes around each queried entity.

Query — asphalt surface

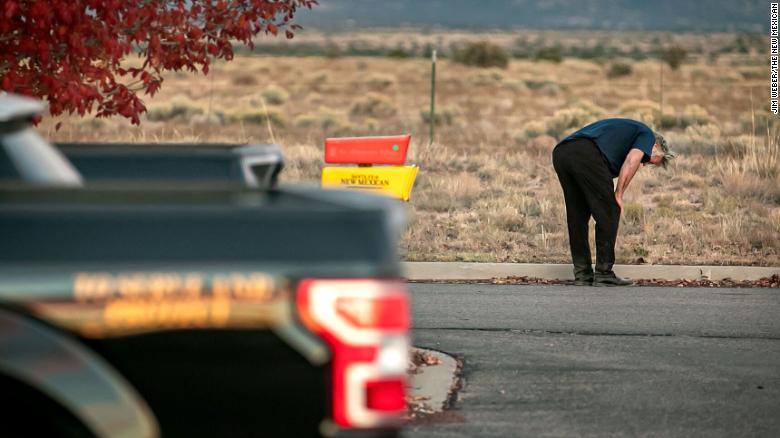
[402,284,780,438]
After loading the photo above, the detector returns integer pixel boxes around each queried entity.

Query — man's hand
[614,148,644,216]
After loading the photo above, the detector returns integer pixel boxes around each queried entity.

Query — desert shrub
[618,99,660,125]
[544,103,606,139]
[453,41,509,69]
[653,194,674,209]
[366,73,396,90]
[260,85,289,105]
[309,72,329,84]
[293,114,319,129]
[538,82,562,96]
[739,69,764,80]
[420,107,458,126]
[279,144,322,182]
[466,69,503,86]
[525,80,561,96]
[229,108,285,127]
[719,135,755,159]
[544,108,602,139]
[146,96,204,121]
[232,73,258,86]
[189,112,226,126]
[684,123,721,141]
[628,45,647,60]
[680,105,714,126]
[534,46,563,63]
[672,124,722,154]
[350,93,397,118]
[525,80,552,90]
[622,203,645,227]
[658,105,713,129]
[517,103,605,141]
[522,135,557,156]
[607,62,632,78]
[517,195,543,217]
[317,108,349,132]
[307,72,330,93]
[716,70,745,84]
[305,92,324,107]
[619,99,660,114]
[295,107,351,133]
[690,68,713,82]
[357,118,382,134]
[386,47,411,59]
[660,45,687,70]
[655,113,679,129]
[738,111,777,133]
[715,132,780,203]
[415,172,484,212]
[503,80,528,92]
[617,100,712,129]
[490,206,527,233]
[324,41,342,58]
[515,120,548,142]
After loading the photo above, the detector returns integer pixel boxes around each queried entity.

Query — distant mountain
[297,0,767,32]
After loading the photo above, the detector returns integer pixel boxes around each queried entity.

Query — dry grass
[41,31,779,266]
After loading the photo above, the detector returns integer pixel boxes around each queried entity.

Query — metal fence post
[429,49,437,146]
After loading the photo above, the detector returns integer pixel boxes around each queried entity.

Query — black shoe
[593,271,633,287]
[573,266,594,286]
[573,275,594,286]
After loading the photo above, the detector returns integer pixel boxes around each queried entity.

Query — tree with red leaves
[0,0,317,125]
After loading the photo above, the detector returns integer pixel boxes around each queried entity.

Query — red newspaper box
[324,135,411,165]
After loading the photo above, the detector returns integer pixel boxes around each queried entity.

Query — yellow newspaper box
[321,135,418,201]
[321,165,418,201]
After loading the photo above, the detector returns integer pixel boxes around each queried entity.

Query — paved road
[402,284,780,438]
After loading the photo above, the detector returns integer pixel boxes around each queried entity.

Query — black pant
[552,138,620,274]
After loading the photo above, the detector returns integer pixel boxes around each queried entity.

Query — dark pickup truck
[0,94,410,438]
[56,142,284,189]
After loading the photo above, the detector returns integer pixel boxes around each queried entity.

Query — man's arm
[614,148,645,214]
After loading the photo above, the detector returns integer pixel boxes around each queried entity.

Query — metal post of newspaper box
[320,135,419,201]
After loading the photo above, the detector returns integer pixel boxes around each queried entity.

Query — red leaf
[2,0,317,123]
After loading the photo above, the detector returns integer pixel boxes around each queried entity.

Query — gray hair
[653,132,677,169]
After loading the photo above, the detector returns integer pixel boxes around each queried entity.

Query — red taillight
[366,379,406,411]
[335,295,409,329]
[297,279,410,429]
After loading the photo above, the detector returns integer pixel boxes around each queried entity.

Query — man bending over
[552,118,676,286]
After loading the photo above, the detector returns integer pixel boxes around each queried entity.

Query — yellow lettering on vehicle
[33,272,286,337]
[72,272,275,301]
[74,273,114,301]
[183,273,204,298]
[102,297,232,331]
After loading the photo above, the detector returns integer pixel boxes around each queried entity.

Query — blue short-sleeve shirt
[560,118,655,178]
